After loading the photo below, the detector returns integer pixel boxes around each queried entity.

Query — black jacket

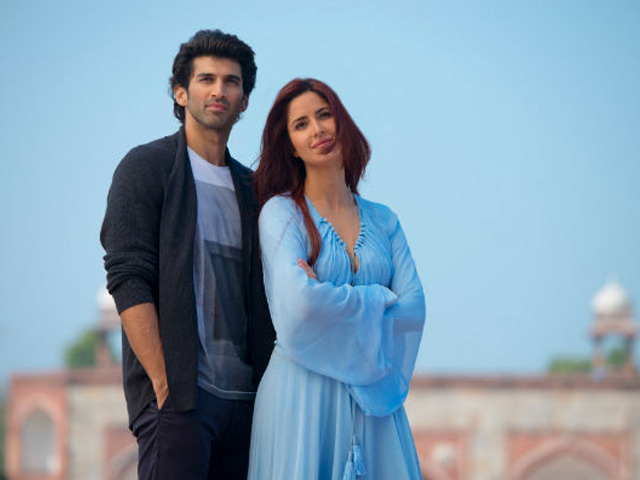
[100,128,274,427]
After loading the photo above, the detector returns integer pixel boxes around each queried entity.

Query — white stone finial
[591,279,630,316]
[97,287,116,312]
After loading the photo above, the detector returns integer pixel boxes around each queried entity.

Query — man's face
[174,56,248,133]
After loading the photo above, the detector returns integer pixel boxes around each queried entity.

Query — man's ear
[174,85,188,107]
[241,95,249,112]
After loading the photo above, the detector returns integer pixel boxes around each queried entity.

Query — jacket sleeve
[100,147,164,314]
[350,213,426,416]
[259,196,399,386]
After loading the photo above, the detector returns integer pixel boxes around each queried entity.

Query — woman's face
[286,91,340,170]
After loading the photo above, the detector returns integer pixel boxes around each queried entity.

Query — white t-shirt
[189,147,254,400]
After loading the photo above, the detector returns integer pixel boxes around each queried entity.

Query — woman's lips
[312,138,333,151]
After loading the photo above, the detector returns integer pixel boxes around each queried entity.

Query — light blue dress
[248,194,425,480]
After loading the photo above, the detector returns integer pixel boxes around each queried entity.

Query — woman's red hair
[255,78,371,266]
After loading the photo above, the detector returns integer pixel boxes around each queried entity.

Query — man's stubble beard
[188,100,244,134]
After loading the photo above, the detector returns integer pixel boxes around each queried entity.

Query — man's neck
[184,118,230,166]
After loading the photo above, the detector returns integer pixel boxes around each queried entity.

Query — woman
[248,78,425,479]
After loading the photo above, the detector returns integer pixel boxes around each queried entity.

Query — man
[100,29,274,479]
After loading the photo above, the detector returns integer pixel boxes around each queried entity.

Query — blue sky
[1,1,639,388]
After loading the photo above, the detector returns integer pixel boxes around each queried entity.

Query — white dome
[591,280,630,316]
[97,287,116,312]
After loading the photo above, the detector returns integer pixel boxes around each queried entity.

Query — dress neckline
[304,194,366,275]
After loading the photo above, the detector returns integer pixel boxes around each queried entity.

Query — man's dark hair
[170,29,257,123]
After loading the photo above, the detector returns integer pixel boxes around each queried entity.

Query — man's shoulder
[114,131,181,180]
[227,153,256,195]
[227,153,254,175]
[126,131,180,164]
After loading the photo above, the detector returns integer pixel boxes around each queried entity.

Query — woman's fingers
[297,259,317,279]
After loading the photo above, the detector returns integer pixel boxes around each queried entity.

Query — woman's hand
[297,259,317,280]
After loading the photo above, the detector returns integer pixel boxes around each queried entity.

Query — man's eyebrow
[195,73,241,82]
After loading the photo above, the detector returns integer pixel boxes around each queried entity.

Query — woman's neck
[304,167,352,210]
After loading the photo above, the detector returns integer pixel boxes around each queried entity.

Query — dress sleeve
[259,196,398,386]
[350,214,426,417]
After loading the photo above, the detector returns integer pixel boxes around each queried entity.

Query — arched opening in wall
[510,435,619,480]
[20,408,58,475]
[524,454,609,480]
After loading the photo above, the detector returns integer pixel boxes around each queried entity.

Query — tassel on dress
[342,451,356,480]
[352,443,365,476]
[343,436,365,480]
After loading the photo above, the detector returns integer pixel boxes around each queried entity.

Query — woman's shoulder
[259,194,308,241]
[356,195,400,234]
[261,194,297,214]
[260,194,302,224]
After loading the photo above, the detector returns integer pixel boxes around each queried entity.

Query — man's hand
[120,303,170,410]
[298,259,317,280]
[153,377,169,409]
